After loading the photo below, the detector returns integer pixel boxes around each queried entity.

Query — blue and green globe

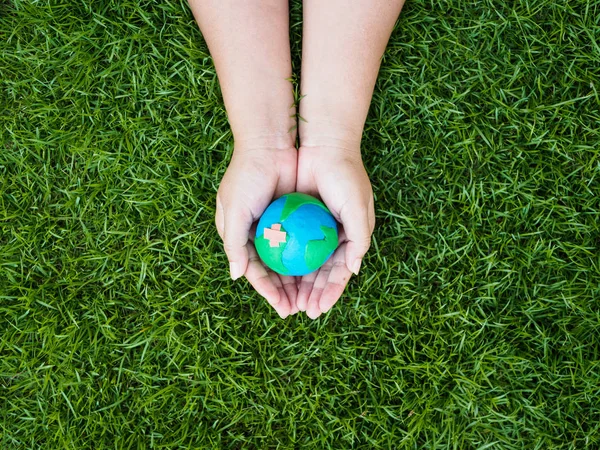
[255,193,338,276]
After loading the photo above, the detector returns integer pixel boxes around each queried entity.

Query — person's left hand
[295,145,376,319]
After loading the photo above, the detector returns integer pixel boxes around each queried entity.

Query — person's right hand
[215,145,299,318]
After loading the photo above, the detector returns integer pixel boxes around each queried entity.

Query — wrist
[228,88,297,152]
[298,115,363,153]
[233,132,296,154]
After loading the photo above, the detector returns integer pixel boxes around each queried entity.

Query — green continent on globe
[280,192,330,222]
[255,192,338,276]
[254,234,290,276]
[304,225,338,272]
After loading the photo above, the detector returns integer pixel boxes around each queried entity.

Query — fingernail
[229,262,243,280]
[351,258,362,275]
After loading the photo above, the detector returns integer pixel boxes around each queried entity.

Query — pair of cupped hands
[215,143,375,319]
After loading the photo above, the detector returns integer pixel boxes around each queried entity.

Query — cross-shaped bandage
[264,223,287,247]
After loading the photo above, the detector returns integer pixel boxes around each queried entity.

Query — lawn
[1,0,600,448]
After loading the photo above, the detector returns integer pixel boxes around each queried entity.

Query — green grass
[1,0,600,448]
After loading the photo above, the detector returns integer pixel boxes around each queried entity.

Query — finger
[340,197,375,275]
[268,272,292,319]
[222,202,253,280]
[289,299,300,315]
[319,244,352,314]
[244,244,281,308]
[297,270,318,311]
[306,262,333,319]
[281,276,299,315]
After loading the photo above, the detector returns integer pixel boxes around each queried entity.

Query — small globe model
[255,193,338,276]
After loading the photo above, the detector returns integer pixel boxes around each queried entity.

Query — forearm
[188,0,296,149]
[299,0,405,149]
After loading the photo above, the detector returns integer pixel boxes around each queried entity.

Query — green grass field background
[2,0,600,448]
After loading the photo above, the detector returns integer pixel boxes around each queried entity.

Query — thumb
[222,203,253,280]
[340,198,375,275]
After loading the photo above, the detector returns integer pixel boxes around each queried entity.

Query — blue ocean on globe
[255,194,338,276]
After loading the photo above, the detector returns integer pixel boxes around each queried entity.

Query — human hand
[215,145,300,318]
[295,145,376,319]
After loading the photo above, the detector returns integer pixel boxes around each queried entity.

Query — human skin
[187,0,299,318]
[296,0,405,319]
[188,0,405,319]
